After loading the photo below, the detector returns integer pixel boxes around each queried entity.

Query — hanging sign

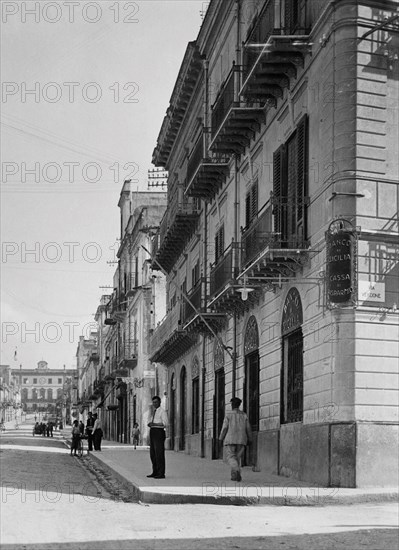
[326,219,357,308]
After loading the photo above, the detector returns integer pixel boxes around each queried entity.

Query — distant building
[12,361,76,421]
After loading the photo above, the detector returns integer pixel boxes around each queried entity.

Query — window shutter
[273,146,283,234]
[296,115,308,225]
[245,192,251,226]
[251,182,258,220]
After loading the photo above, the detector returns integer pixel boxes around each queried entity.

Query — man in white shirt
[147,395,168,479]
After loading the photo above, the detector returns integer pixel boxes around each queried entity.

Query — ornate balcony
[240,196,310,280]
[185,133,230,200]
[208,243,263,315]
[149,303,197,366]
[151,188,199,273]
[210,64,265,156]
[241,0,311,104]
[182,278,226,335]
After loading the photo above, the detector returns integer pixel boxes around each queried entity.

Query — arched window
[48,388,53,401]
[22,388,29,401]
[32,388,38,401]
[40,388,46,399]
[281,288,304,424]
[244,316,260,431]
[213,340,225,459]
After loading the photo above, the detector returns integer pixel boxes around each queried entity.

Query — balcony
[208,242,263,315]
[181,278,226,335]
[118,340,138,370]
[240,196,310,280]
[149,303,197,366]
[151,189,199,273]
[210,64,265,155]
[241,0,311,103]
[185,133,230,200]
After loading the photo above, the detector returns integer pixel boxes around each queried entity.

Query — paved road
[1,422,398,550]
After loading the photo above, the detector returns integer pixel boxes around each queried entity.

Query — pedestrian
[79,420,85,435]
[219,397,252,482]
[92,413,103,451]
[132,423,140,449]
[70,420,80,456]
[85,411,95,451]
[147,396,168,479]
[48,421,54,437]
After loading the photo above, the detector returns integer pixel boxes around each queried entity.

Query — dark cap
[230,397,242,408]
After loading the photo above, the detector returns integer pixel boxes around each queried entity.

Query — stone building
[11,361,75,422]
[83,181,168,444]
[148,0,399,487]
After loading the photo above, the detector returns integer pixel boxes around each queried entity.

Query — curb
[87,451,399,507]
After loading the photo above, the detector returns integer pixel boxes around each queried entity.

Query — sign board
[143,370,155,378]
[358,281,385,303]
[326,220,357,308]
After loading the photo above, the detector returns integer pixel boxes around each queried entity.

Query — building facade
[78,182,168,444]
[11,361,75,423]
[149,0,399,487]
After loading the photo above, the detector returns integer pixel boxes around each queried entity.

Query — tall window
[191,260,200,289]
[244,316,260,431]
[280,288,304,424]
[191,358,200,434]
[215,225,225,264]
[192,377,200,434]
[273,115,308,247]
[48,388,53,400]
[245,180,258,227]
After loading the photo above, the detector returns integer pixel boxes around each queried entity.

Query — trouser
[87,430,94,450]
[149,428,165,476]
[93,430,102,450]
[224,444,246,474]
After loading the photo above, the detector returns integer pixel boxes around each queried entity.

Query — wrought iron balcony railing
[209,242,240,299]
[210,64,264,155]
[186,132,230,200]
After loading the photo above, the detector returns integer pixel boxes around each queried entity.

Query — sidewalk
[61,431,398,506]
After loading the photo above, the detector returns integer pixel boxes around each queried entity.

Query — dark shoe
[154,475,165,479]
[147,474,155,478]
[236,473,242,482]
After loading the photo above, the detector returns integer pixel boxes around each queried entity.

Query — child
[70,420,80,456]
[132,423,140,449]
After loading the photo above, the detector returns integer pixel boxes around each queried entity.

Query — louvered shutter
[251,182,258,220]
[245,192,251,227]
[296,115,308,227]
[273,146,283,236]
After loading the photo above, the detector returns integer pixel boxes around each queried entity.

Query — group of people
[33,421,55,437]
[70,412,103,456]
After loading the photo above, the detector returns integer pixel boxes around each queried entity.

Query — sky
[1,0,206,370]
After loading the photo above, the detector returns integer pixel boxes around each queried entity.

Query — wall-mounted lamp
[236,276,255,301]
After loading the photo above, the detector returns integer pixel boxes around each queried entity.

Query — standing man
[219,397,252,482]
[92,413,103,451]
[147,396,168,479]
[86,411,95,451]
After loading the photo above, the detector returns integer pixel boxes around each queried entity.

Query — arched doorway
[180,366,186,450]
[280,288,304,424]
[170,373,176,450]
[244,316,260,466]
[213,340,225,459]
